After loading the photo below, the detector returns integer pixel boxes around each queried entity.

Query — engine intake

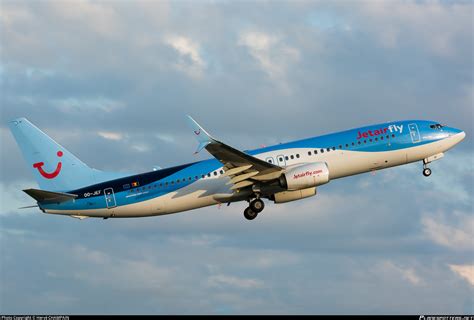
[279,162,330,190]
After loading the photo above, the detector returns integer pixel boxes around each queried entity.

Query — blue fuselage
[39,120,464,217]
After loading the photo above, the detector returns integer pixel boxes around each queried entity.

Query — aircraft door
[408,123,421,143]
[276,154,286,167]
[104,188,117,209]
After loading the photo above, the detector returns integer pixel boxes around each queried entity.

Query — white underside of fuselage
[45,132,465,218]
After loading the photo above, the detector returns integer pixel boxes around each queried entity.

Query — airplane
[8,117,465,220]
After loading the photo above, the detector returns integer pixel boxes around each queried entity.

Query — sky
[0,0,473,315]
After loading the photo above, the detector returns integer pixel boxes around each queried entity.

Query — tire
[250,199,265,213]
[423,168,432,177]
[244,207,258,220]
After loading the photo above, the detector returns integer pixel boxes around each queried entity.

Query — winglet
[186,115,215,154]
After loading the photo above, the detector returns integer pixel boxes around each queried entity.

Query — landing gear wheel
[423,168,432,177]
[250,199,265,213]
[244,207,258,220]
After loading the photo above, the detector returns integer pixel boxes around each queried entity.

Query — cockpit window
[430,123,445,129]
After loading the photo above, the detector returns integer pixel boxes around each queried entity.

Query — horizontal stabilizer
[18,205,39,209]
[23,188,78,204]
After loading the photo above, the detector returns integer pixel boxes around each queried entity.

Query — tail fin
[8,118,125,191]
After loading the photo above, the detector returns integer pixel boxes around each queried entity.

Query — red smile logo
[33,151,63,179]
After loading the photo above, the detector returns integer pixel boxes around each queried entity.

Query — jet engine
[272,187,317,203]
[279,162,330,191]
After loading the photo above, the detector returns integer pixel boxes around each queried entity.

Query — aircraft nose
[451,129,466,145]
[449,127,464,137]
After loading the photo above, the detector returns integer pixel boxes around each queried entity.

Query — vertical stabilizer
[8,118,121,191]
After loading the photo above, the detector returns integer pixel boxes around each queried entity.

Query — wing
[186,116,283,191]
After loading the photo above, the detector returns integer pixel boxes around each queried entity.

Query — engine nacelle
[279,162,330,191]
[272,187,316,203]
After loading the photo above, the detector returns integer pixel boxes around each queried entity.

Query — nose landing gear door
[104,188,117,209]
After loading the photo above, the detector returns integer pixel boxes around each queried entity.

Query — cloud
[238,30,300,91]
[98,131,124,141]
[207,274,264,290]
[374,260,423,286]
[155,133,175,144]
[50,0,120,38]
[0,180,38,214]
[356,1,472,57]
[449,264,474,286]
[164,35,206,79]
[53,97,124,114]
[131,143,152,153]
[422,211,474,251]
[167,234,221,247]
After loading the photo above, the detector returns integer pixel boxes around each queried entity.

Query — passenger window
[380,136,384,140]
[314,150,318,154]
[279,157,283,162]
[320,149,324,153]
[392,134,395,138]
[369,139,372,142]
[363,140,367,144]
[345,144,349,147]
[375,138,378,141]
[358,141,361,145]
[326,148,330,152]
[220,170,224,174]
[207,173,211,177]
[296,154,300,158]
[332,147,336,151]
[339,145,342,149]
[290,155,294,159]
[352,142,355,146]
[165,182,168,186]
[214,171,217,176]
[308,151,312,156]
[285,156,289,160]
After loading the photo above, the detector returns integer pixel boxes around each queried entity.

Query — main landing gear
[244,198,265,220]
